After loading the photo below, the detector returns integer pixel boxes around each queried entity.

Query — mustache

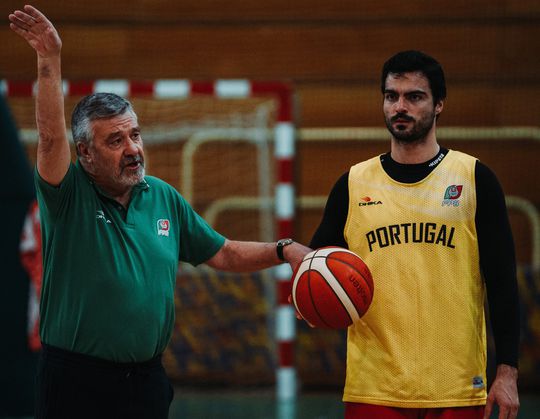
[391,113,415,123]
[122,155,144,167]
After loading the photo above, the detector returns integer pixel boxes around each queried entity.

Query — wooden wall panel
[297,84,540,127]
[1,23,538,82]
[2,0,535,23]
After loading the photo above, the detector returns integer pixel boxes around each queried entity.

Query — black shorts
[35,344,174,419]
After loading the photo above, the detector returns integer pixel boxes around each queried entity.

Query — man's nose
[124,137,139,154]
[394,96,408,113]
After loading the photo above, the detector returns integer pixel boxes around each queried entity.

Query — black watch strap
[276,238,294,261]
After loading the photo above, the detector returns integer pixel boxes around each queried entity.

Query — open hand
[9,5,61,58]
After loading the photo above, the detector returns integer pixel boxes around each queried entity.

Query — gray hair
[71,93,136,155]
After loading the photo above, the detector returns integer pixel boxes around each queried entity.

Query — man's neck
[110,189,132,208]
[390,133,440,164]
[95,179,133,208]
[97,179,133,207]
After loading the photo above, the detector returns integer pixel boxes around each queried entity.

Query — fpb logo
[157,219,170,237]
[442,185,463,207]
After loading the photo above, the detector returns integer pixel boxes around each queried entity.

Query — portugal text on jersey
[366,222,456,252]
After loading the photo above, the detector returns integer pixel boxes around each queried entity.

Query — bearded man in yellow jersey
[309,51,520,419]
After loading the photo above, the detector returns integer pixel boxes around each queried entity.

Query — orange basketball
[292,247,374,329]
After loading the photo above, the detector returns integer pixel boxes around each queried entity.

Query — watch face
[279,238,293,246]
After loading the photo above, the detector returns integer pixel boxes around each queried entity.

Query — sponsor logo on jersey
[359,196,383,207]
[472,376,485,389]
[157,219,170,237]
[96,210,112,224]
[442,185,463,207]
[428,151,446,167]
[366,222,456,252]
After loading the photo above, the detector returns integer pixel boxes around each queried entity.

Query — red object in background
[19,200,42,352]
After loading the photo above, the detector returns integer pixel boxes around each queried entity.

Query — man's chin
[394,134,420,144]
[121,168,145,186]
[391,129,420,143]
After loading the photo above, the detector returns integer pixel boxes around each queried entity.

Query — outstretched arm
[205,239,311,274]
[9,5,70,185]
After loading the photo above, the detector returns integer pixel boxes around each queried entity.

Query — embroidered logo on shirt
[96,210,112,224]
[157,219,170,237]
[441,185,463,207]
[472,376,485,389]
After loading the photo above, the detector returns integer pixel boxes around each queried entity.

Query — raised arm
[9,5,70,185]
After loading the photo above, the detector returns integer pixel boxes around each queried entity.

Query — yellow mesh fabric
[343,150,487,407]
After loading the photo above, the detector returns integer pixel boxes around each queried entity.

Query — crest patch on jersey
[442,185,463,207]
[157,219,170,236]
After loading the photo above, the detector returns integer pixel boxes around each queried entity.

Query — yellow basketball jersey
[343,150,487,408]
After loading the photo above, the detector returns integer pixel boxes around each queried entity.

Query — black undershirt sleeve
[309,157,520,368]
[475,161,520,367]
[309,171,349,249]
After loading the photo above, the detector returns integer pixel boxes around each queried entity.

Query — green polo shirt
[35,161,225,362]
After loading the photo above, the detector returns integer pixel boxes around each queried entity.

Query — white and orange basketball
[292,247,374,329]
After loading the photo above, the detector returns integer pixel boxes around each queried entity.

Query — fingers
[287,294,307,322]
[498,402,519,419]
[9,5,50,31]
[24,5,54,27]
[486,397,519,419]
[483,398,493,419]
[498,407,512,419]
[8,10,38,38]
[9,12,35,29]
[8,15,30,33]
[23,4,45,19]
[287,295,301,319]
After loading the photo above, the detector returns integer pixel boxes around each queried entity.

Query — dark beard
[385,112,435,144]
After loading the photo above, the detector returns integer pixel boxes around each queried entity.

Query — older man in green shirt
[9,6,310,419]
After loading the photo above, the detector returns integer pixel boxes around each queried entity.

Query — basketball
[291,247,374,329]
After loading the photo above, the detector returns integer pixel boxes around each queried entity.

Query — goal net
[5,79,293,387]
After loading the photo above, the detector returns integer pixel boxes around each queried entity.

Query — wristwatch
[276,238,294,261]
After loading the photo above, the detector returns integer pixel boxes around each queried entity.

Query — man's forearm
[36,56,66,147]
[34,49,70,184]
[206,239,311,273]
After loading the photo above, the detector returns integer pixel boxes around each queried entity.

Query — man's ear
[435,99,444,116]
[77,141,91,162]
